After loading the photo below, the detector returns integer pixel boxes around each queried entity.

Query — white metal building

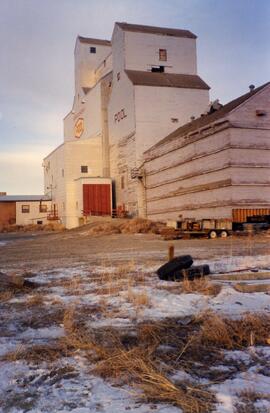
[43,22,210,228]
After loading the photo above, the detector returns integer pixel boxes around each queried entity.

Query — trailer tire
[157,255,193,280]
[209,230,217,239]
[220,230,228,238]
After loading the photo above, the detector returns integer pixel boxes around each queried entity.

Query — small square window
[22,205,30,213]
[39,204,47,213]
[159,49,167,61]
[90,47,96,53]
[81,165,88,173]
[37,220,43,225]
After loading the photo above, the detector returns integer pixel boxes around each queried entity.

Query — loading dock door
[83,184,111,216]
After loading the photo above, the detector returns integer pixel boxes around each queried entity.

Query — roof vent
[206,99,223,115]
[249,84,255,92]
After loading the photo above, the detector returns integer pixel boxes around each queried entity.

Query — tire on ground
[157,255,193,280]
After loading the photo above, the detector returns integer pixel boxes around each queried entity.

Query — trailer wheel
[209,230,217,239]
[220,230,228,238]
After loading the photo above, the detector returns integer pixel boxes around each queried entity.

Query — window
[121,175,125,189]
[39,204,47,213]
[159,49,167,61]
[117,72,120,81]
[171,117,179,123]
[90,47,96,53]
[81,165,88,173]
[37,220,43,225]
[151,66,164,73]
[62,169,64,177]
[22,205,30,213]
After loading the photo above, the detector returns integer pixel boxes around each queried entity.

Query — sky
[0,0,269,194]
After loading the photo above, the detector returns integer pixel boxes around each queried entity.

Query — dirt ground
[0,228,270,272]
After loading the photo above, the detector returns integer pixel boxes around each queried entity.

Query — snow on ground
[213,370,270,413]
[0,356,182,413]
[0,252,270,412]
[196,254,270,273]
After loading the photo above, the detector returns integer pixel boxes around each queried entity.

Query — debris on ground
[157,255,210,281]
[0,271,38,293]
[79,218,165,236]
[0,222,65,233]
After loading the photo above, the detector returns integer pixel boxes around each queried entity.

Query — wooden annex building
[143,83,270,225]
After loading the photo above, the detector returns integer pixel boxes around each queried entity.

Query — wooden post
[168,245,175,261]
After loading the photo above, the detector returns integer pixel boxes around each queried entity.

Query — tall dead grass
[127,288,150,307]
[182,277,222,296]
[198,311,270,349]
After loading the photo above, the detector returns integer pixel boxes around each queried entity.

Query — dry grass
[235,389,270,413]
[93,345,214,413]
[26,293,44,306]
[61,307,215,412]
[5,302,267,412]
[81,218,163,236]
[127,288,150,307]
[119,218,161,234]
[87,223,121,235]
[1,222,65,233]
[0,290,14,302]
[182,277,222,296]
[198,312,270,349]
[2,340,70,363]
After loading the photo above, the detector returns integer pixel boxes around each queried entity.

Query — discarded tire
[157,255,193,280]
[158,264,210,282]
[179,264,210,281]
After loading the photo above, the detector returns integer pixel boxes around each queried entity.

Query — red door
[83,184,111,216]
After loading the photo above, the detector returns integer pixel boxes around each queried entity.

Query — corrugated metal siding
[232,208,270,223]
[83,184,111,216]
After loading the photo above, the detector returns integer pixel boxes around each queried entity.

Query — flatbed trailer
[167,218,232,239]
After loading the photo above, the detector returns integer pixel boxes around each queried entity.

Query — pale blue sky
[0,0,269,194]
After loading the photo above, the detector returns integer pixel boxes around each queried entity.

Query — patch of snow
[212,370,270,413]
[19,326,64,340]
[209,285,270,316]
[196,254,270,274]
[0,357,183,413]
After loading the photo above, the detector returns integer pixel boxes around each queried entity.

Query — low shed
[0,195,52,227]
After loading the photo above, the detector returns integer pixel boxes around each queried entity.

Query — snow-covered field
[0,252,270,413]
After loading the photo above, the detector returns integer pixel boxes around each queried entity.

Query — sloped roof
[116,22,196,39]
[125,70,210,90]
[145,82,270,152]
[0,195,51,202]
[77,36,111,46]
